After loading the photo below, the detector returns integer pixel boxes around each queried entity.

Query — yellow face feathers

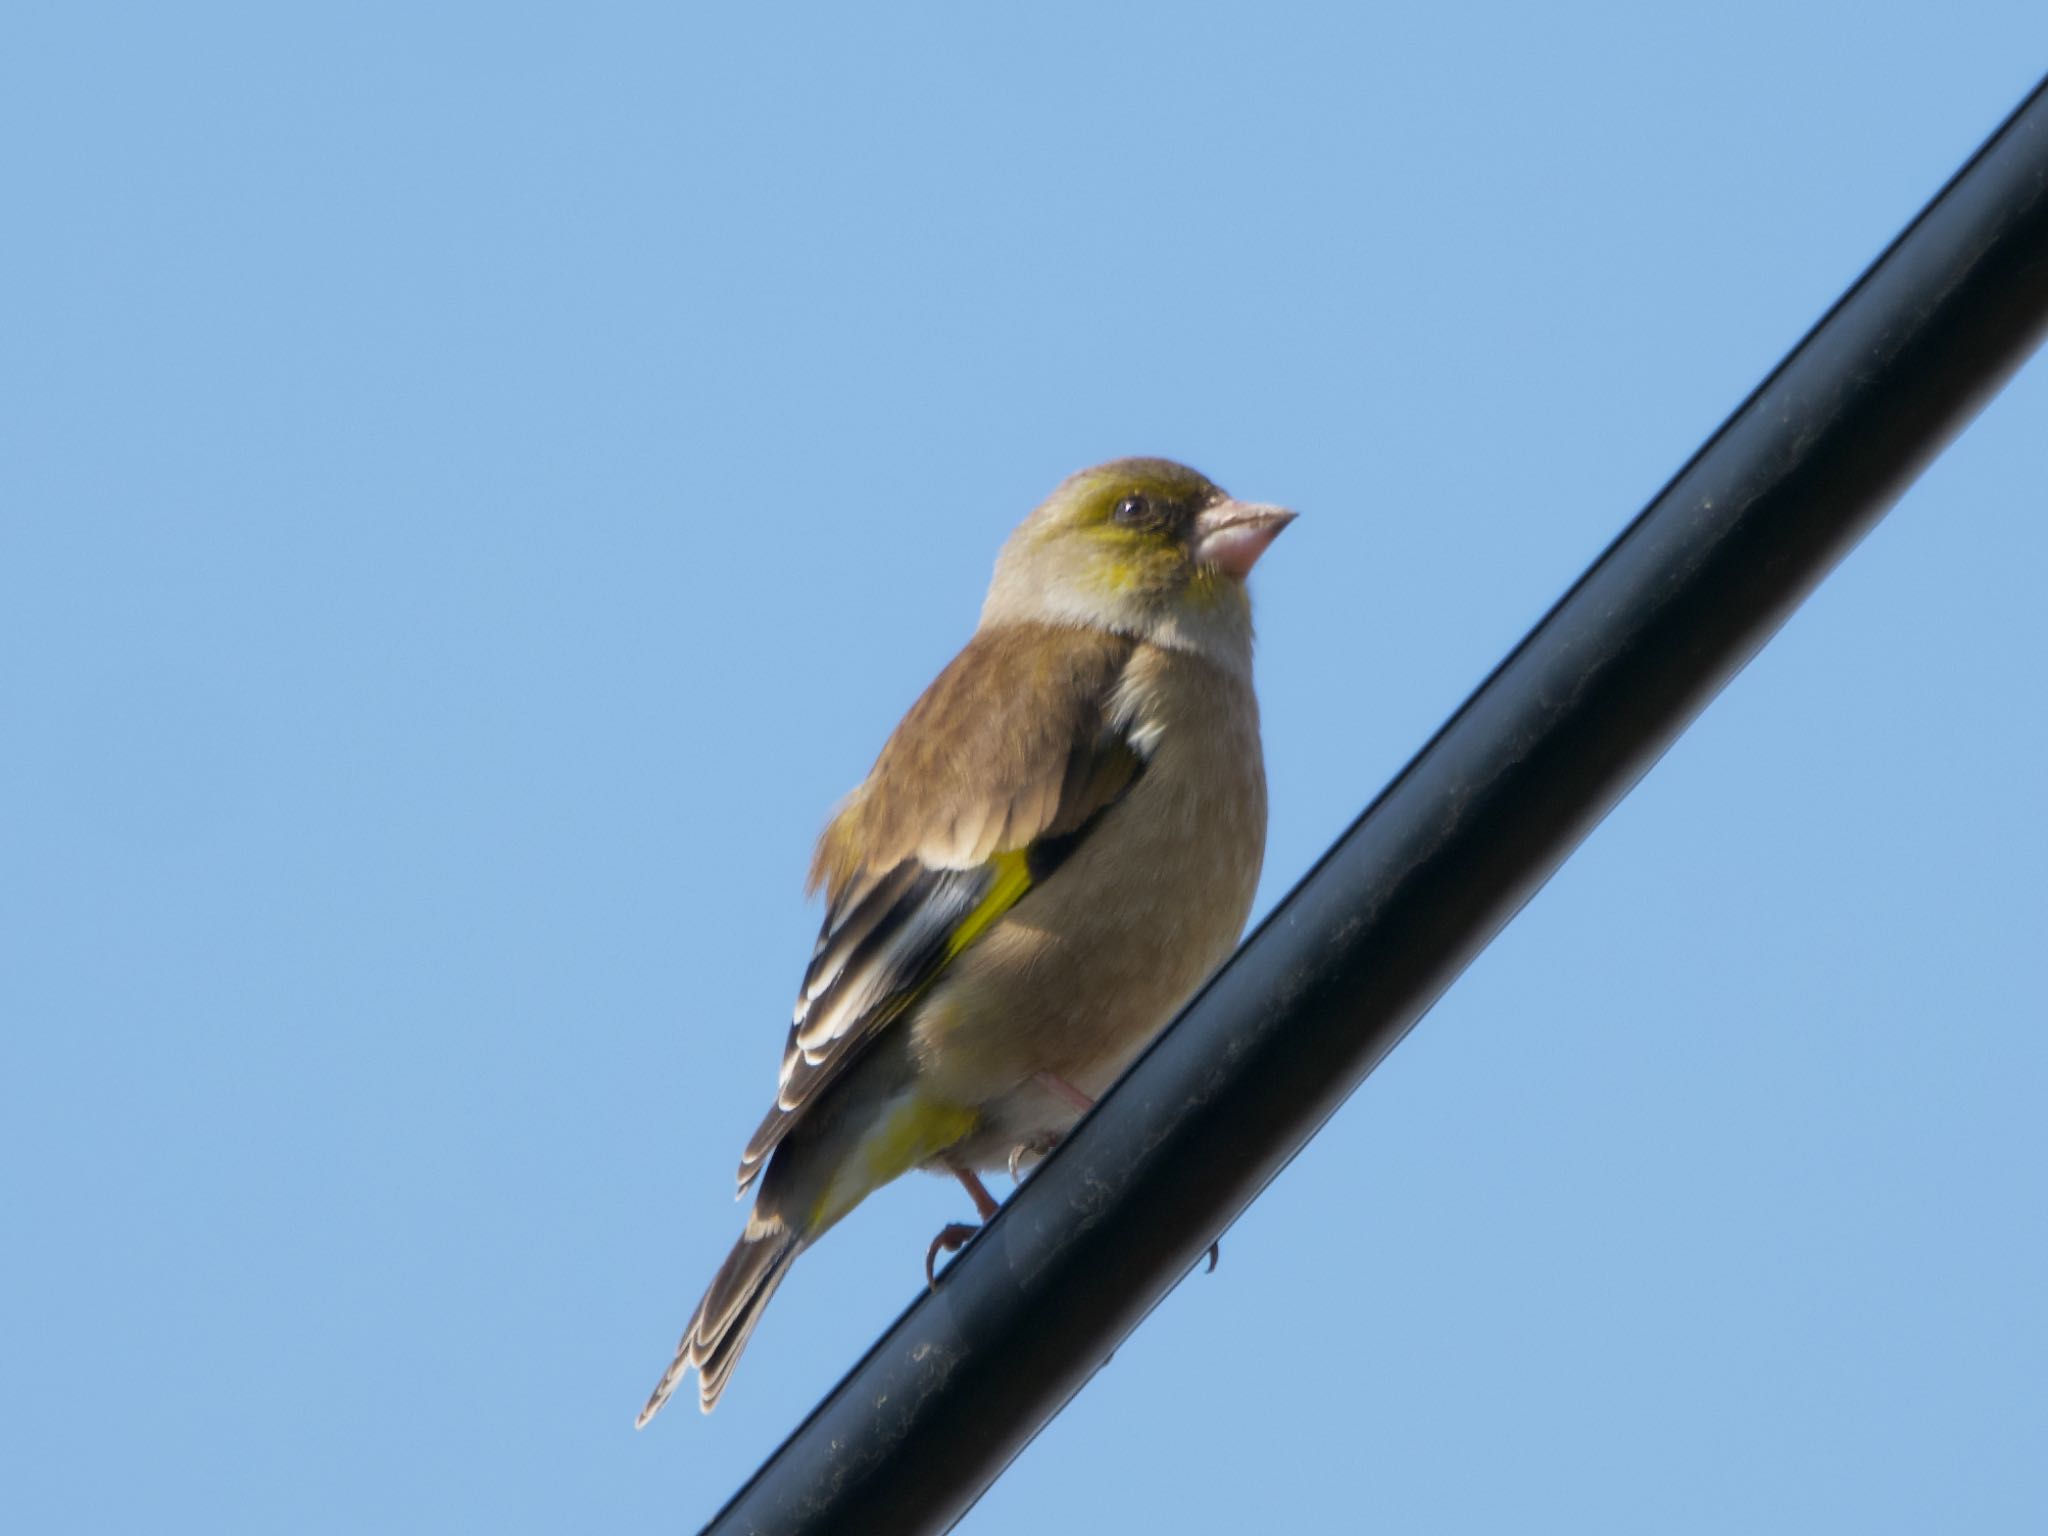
[1030,459,1227,602]
[981,457,1296,663]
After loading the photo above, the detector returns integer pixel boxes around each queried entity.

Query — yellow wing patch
[944,848,1033,961]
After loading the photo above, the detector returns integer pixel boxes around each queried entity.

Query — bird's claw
[1006,1132,1061,1183]
[924,1221,982,1288]
[1204,1240,1220,1274]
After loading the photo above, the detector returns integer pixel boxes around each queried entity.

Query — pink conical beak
[1194,500,1297,580]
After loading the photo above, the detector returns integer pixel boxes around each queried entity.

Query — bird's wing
[735,623,1145,1191]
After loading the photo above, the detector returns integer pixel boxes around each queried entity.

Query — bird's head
[981,457,1295,666]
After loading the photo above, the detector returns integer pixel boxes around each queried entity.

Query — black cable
[702,73,2048,1536]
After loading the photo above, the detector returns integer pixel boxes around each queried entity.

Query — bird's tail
[637,1216,803,1426]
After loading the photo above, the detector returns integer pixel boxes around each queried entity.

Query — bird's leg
[1034,1070,1096,1112]
[1032,1072,1219,1271]
[925,1162,1003,1288]
[953,1165,1002,1220]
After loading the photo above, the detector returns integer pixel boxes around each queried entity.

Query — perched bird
[637,457,1293,1424]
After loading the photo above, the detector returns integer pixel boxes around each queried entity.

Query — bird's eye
[1112,494,1153,526]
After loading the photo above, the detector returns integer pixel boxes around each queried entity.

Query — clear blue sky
[5,5,2044,1532]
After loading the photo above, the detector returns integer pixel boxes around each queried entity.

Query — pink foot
[925,1221,981,1287]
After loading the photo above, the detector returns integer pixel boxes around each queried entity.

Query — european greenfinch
[639,457,1293,1423]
